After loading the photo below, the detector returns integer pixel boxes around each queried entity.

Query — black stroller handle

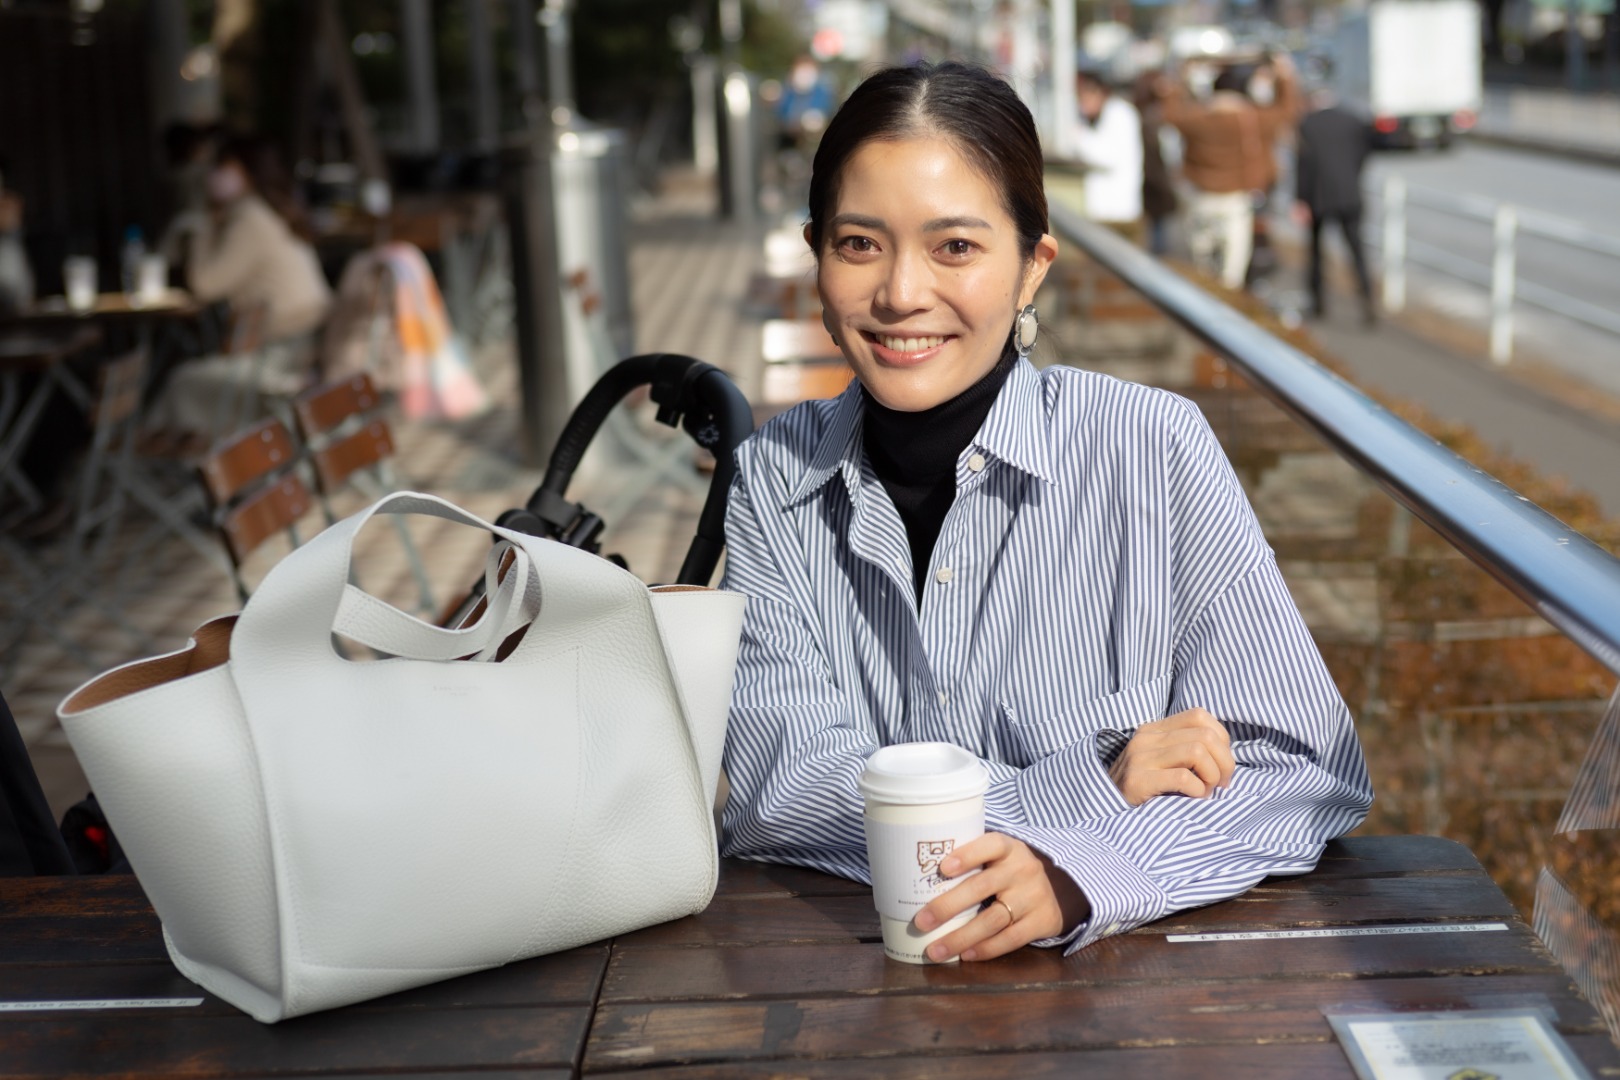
[503,354,754,587]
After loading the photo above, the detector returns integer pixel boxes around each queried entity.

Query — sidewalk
[1476,85,1620,163]
[6,173,770,821]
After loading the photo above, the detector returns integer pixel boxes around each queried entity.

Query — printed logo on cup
[917,840,953,887]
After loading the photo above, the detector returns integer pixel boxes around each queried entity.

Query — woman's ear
[1018,233,1060,308]
[802,222,816,254]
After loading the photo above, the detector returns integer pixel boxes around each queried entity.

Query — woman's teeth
[877,335,946,353]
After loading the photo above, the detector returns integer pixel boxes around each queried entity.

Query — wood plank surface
[585,973,1605,1071]
[602,921,1552,1003]
[621,869,1516,951]
[0,875,156,918]
[1301,834,1485,876]
[0,1005,591,1078]
[712,862,870,900]
[0,947,609,1012]
[612,894,878,948]
[585,1035,1620,1078]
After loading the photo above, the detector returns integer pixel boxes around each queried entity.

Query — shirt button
[967,453,986,473]
[1104,922,1121,936]
[935,566,953,584]
[937,691,948,705]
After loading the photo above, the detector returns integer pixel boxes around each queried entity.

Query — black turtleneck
[862,352,1016,607]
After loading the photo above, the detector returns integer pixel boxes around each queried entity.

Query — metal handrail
[1048,201,1620,677]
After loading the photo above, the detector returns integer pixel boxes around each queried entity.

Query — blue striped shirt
[718,358,1373,954]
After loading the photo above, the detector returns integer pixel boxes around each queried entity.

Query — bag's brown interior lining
[62,618,236,713]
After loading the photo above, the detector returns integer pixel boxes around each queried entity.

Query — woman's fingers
[914,835,1070,962]
[1111,707,1235,805]
[915,834,1015,931]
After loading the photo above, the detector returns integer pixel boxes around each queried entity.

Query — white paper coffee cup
[859,742,989,964]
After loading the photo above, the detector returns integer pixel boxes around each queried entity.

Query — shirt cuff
[1007,730,1134,828]
[995,823,1172,956]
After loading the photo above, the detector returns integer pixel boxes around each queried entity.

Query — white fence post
[1490,206,1518,365]
[1382,175,1406,314]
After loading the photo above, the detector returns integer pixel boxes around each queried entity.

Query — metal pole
[399,0,440,153]
[466,0,500,150]
[1490,205,1518,365]
[502,0,570,466]
[1606,9,1620,91]
[691,55,719,174]
[539,0,576,123]
[503,134,573,467]
[1382,175,1406,315]
[715,0,754,221]
[146,0,189,129]
[509,0,542,110]
[1050,0,1076,158]
[1567,0,1588,90]
[1010,0,1040,114]
[719,69,757,221]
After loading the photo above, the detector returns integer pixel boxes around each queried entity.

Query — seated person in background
[178,137,331,342]
[153,137,332,436]
[718,61,1372,963]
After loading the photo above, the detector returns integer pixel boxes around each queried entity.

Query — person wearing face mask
[151,137,332,435]
[718,62,1371,965]
[1154,53,1297,290]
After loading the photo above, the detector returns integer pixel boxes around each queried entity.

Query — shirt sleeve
[982,402,1373,955]
[717,451,880,883]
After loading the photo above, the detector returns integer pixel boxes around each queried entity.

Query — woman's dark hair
[806,62,1048,262]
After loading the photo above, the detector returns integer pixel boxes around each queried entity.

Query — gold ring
[993,898,1016,926]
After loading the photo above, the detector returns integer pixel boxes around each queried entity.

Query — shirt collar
[784,380,866,508]
[971,358,1056,486]
[780,358,1057,508]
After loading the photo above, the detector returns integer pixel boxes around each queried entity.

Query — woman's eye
[836,235,877,255]
[939,239,975,258]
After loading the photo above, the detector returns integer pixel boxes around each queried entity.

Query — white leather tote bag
[58,492,746,1023]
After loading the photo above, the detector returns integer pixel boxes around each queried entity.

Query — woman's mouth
[863,332,953,365]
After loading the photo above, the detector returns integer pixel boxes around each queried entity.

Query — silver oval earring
[1014,304,1039,358]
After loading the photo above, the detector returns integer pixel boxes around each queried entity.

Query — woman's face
[813,136,1057,412]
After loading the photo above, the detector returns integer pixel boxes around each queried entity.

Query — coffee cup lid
[858,742,989,805]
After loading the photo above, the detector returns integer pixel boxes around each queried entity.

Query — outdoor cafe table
[1,834,1616,1077]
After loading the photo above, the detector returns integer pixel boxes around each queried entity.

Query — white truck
[1329,0,1484,148]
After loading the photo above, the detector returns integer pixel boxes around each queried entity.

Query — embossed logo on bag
[917,840,954,888]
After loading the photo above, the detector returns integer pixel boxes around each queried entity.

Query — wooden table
[1,835,1616,1077]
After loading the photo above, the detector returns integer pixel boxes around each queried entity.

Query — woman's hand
[1109,707,1235,806]
[913,833,1090,963]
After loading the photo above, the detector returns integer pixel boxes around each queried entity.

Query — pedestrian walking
[1295,85,1376,325]
[1156,54,1297,290]
[1132,73,1179,257]
[1069,69,1144,242]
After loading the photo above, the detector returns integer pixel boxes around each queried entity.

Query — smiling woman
[717,62,1373,967]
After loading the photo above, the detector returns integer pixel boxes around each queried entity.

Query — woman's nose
[874,249,931,315]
